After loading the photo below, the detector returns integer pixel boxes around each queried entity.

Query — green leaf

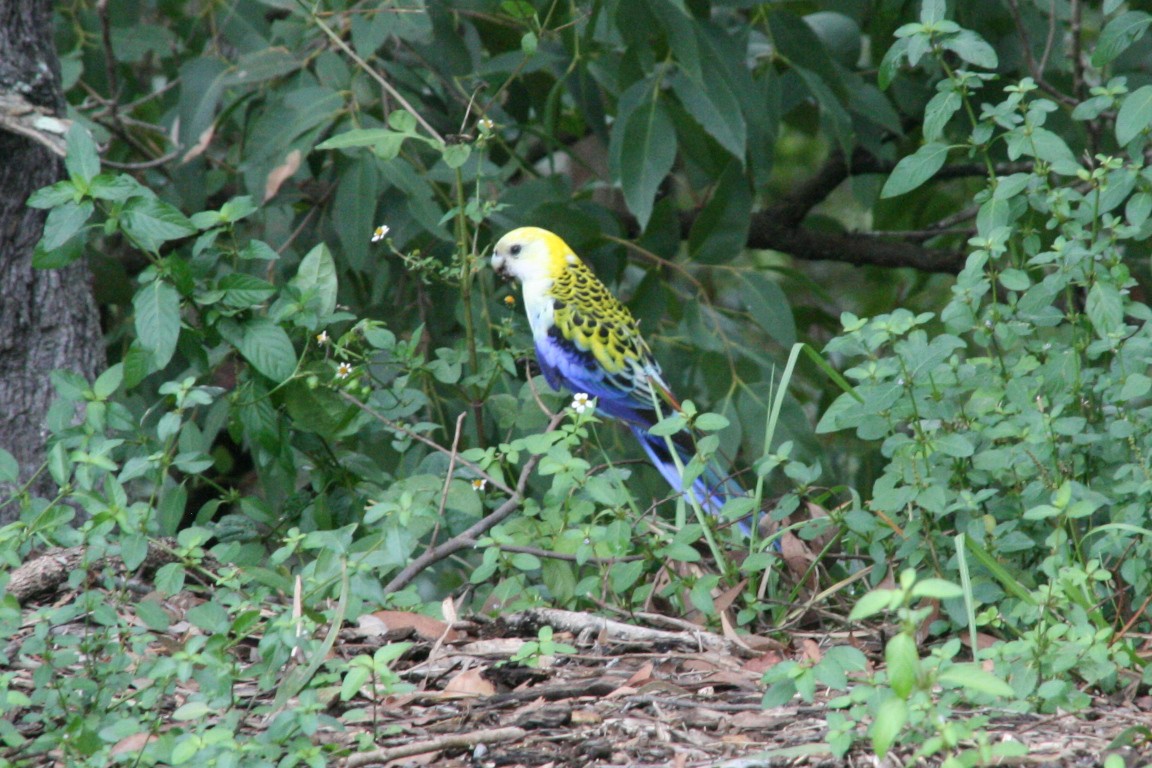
[219,317,297,383]
[669,71,746,160]
[910,577,964,600]
[121,196,197,252]
[687,163,751,264]
[27,181,79,209]
[172,701,213,721]
[609,80,676,229]
[0,448,20,484]
[941,29,998,69]
[848,588,897,620]
[388,110,417,132]
[442,143,471,169]
[870,697,907,758]
[291,243,338,317]
[221,48,302,86]
[878,38,910,90]
[134,280,182,370]
[1092,11,1152,67]
[65,123,100,184]
[216,273,277,308]
[39,200,93,252]
[885,633,919,699]
[122,342,153,389]
[158,484,188,536]
[317,128,396,149]
[768,10,846,101]
[283,380,358,437]
[937,663,1014,697]
[1116,85,1152,146]
[881,143,949,198]
[88,174,148,202]
[922,89,961,142]
[741,272,796,348]
[1086,282,1124,336]
[93,364,124,399]
[240,239,280,261]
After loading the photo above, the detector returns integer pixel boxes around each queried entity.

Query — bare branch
[381,411,567,595]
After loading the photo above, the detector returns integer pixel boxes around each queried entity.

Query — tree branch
[629,152,1036,274]
[381,411,567,595]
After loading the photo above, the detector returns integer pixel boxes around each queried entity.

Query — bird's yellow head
[491,226,576,284]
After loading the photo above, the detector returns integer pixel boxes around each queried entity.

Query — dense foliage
[3,0,1152,764]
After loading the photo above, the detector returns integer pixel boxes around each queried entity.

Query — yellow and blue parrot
[491,226,749,531]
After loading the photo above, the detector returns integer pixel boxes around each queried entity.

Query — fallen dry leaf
[444,666,495,696]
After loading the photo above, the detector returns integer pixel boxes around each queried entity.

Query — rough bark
[0,0,104,520]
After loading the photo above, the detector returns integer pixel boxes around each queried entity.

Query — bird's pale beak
[491,252,509,279]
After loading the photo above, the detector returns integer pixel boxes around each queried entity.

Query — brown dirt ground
[6,548,1152,767]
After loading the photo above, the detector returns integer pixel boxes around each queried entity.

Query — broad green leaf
[65,123,100,184]
[0,448,19,484]
[669,71,746,160]
[93,364,124,399]
[941,29,998,69]
[870,697,907,758]
[216,273,277,308]
[442,143,471,169]
[1028,127,1080,174]
[121,197,197,252]
[317,128,398,150]
[219,317,298,383]
[1092,11,1152,67]
[741,272,796,348]
[26,181,77,209]
[158,483,188,536]
[609,81,676,229]
[881,142,950,198]
[937,664,1014,697]
[388,110,417,132]
[922,89,961,142]
[768,10,846,101]
[848,588,897,620]
[1116,85,1152,145]
[291,243,338,317]
[688,163,751,264]
[88,174,148,202]
[38,200,93,252]
[134,280,181,369]
[910,577,964,600]
[885,633,919,699]
[878,37,910,90]
[221,48,302,86]
[804,11,861,67]
[283,380,359,437]
[1086,282,1124,336]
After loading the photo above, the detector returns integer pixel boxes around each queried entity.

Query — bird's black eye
[510,244,522,256]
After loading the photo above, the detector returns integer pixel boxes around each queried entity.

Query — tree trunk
[0,0,103,521]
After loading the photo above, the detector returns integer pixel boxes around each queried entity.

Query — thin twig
[432,412,469,530]
[305,6,445,144]
[497,543,642,566]
[381,412,566,595]
[344,727,527,767]
[338,391,514,496]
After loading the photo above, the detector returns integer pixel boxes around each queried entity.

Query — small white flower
[371,224,390,243]
[571,393,592,414]
[471,478,487,492]
[336,362,353,379]
[478,117,495,132]
[316,330,329,346]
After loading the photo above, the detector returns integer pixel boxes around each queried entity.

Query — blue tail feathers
[629,426,754,534]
